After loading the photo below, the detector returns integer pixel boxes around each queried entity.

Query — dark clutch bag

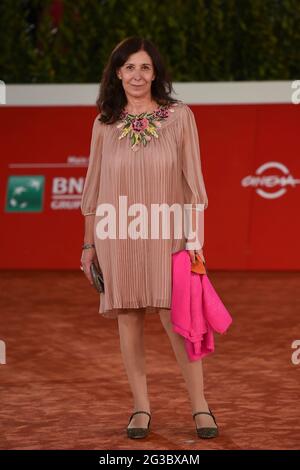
[90,262,105,293]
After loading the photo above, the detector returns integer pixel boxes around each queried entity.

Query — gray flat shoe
[192,408,219,439]
[126,410,151,439]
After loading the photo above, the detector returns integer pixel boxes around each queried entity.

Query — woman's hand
[80,247,98,285]
[187,247,206,264]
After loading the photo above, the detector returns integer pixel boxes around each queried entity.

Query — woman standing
[80,36,217,439]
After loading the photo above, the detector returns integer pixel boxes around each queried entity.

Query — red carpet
[0,270,299,449]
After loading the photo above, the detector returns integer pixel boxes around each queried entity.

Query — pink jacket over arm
[171,250,233,361]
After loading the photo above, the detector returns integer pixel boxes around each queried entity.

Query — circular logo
[241,161,300,199]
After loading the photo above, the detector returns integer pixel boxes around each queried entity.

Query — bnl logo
[0,340,6,364]
[6,176,45,212]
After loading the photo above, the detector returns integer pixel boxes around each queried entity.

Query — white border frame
[3,81,296,106]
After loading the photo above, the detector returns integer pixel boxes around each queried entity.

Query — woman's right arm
[83,214,95,245]
[81,215,97,285]
[80,115,104,284]
[81,114,104,217]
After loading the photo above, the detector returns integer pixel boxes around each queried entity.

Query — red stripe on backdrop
[0,104,299,269]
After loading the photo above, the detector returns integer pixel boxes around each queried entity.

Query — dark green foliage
[0,0,299,83]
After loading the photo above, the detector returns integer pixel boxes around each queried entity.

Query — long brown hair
[96,36,179,124]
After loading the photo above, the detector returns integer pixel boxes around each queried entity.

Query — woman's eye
[126,66,150,70]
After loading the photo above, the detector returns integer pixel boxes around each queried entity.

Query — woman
[80,36,218,439]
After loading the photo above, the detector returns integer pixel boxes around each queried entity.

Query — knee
[118,309,145,329]
[159,309,172,331]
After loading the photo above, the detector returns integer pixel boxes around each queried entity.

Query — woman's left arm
[181,105,208,263]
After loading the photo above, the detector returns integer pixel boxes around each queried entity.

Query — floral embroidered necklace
[116,102,177,152]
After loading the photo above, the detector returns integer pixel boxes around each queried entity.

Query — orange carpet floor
[0,270,299,450]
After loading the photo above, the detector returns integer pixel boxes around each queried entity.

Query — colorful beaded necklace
[116,102,178,152]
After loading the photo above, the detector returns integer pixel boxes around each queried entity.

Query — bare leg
[159,309,217,429]
[117,309,151,428]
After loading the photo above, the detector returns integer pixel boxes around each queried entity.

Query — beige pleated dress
[81,100,208,319]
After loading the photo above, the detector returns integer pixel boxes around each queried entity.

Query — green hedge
[0,0,299,83]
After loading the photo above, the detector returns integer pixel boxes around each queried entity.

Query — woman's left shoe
[192,408,219,439]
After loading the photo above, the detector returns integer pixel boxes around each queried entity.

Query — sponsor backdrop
[1,83,299,269]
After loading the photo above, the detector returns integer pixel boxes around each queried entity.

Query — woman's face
[117,50,155,100]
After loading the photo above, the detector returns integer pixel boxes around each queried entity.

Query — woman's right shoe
[126,411,151,439]
[192,408,219,439]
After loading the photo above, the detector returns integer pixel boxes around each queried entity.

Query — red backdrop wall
[1,104,299,270]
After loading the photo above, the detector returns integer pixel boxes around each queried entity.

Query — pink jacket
[171,250,232,361]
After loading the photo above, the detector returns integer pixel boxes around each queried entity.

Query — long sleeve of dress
[181,105,208,250]
[81,114,104,216]
[181,104,208,210]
